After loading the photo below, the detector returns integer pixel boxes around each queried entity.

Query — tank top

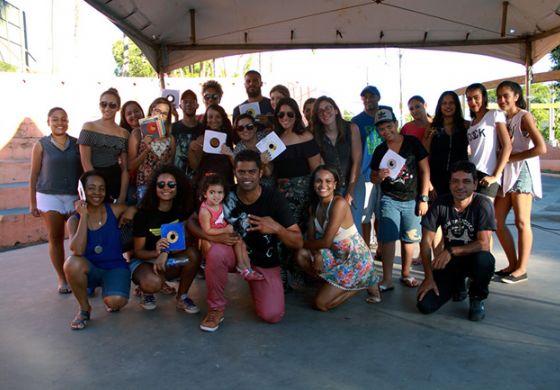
[314,199,357,241]
[199,201,228,229]
[36,135,82,195]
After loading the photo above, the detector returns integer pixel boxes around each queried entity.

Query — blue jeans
[348,173,366,235]
[378,195,421,243]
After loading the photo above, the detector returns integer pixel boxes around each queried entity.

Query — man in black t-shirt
[232,70,274,129]
[171,89,204,176]
[417,161,496,321]
[188,150,302,332]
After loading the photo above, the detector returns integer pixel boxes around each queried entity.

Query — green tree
[0,61,17,72]
[112,39,156,77]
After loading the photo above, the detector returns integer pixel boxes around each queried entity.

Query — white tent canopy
[84,0,560,73]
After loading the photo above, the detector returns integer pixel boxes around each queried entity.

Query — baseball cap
[180,89,198,101]
[360,85,380,97]
[374,107,397,126]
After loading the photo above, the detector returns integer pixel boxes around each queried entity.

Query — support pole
[159,72,165,90]
[524,40,533,111]
[190,9,196,44]
[501,1,509,38]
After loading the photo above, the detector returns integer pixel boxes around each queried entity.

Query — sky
[10,0,554,120]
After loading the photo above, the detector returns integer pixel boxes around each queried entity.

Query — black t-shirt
[133,208,188,251]
[422,193,496,248]
[370,135,428,201]
[223,186,296,268]
[171,120,204,174]
[232,98,274,130]
[274,139,320,179]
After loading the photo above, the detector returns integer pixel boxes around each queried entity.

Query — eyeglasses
[277,111,295,119]
[100,101,118,109]
[318,106,334,115]
[153,108,169,117]
[204,93,220,101]
[236,123,256,132]
[157,181,177,189]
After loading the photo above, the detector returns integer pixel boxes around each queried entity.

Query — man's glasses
[100,101,118,109]
[157,181,176,189]
[236,123,256,132]
[204,93,220,101]
[277,111,295,119]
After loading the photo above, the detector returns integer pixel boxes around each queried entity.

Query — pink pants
[205,243,285,323]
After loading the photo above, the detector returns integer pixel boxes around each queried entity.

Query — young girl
[197,174,263,281]
[495,81,547,284]
[29,107,82,294]
[296,165,380,311]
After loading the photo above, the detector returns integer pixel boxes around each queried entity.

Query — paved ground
[1,175,559,390]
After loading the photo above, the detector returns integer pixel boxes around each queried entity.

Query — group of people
[29,70,546,331]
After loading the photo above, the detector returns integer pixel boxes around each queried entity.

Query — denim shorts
[129,258,155,276]
[378,195,421,243]
[85,259,131,298]
[363,183,382,222]
[509,162,533,194]
[36,192,76,214]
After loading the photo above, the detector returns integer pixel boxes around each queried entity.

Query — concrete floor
[1,175,559,390]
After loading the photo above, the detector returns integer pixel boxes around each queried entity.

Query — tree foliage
[112,40,156,77]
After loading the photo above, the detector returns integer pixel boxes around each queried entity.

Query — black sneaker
[452,290,468,302]
[501,273,528,284]
[468,298,485,321]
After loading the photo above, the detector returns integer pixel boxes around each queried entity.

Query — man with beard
[172,89,204,177]
[232,70,274,128]
[417,161,496,321]
[187,150,303,332]
[352,86,390,249]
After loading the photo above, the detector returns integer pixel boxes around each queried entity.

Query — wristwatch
[418,195,429,202]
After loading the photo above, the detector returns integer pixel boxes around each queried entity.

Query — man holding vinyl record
[188,150,303,332]
[232,70,274,129]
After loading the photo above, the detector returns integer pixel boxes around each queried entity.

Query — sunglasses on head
[157,181,177,189]
[277,111,295,119]
[100,101,118,109]
[236,123,256,132]
[204,93,220,101]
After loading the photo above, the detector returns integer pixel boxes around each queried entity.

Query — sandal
[366,286,382,304]
[58,283,72,294]
[400,276,420,288]
[70,309,90,330]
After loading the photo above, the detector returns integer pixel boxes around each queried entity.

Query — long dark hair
[119,101,145,132]
[466,83,488,119]
[432,91,466,131]
[308,164,341,212]
[139,164,193,216]
[496,80,527,110]
[311,96,348,143]
[273,97,306,136]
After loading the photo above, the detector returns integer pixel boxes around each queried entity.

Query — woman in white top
[465,83,512,199]
[494,81,546,284]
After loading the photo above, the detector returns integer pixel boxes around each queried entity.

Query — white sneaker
[140,294,157,310]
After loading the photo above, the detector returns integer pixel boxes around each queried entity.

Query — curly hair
[139,164,194,216]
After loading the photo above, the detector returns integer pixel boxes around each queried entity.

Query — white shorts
[36,192,76,214]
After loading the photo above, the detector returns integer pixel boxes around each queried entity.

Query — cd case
[161,222,186,252]
[139,116,166,138]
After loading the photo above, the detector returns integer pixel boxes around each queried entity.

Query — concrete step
[0,182,29,210]
[0,159,31,184]
[0,137,40,160]
[0,209,47,248]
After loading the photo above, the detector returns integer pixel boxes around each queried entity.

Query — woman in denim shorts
[370,108,430,292]
[494,81,547,284]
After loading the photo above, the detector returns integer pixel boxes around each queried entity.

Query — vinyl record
[388,158,397,169]
[166,230,179,243]
[209,137,220,147]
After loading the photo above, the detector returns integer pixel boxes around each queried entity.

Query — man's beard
[246,87,261,98]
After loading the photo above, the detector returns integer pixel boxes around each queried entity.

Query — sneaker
[501,273,528,284]
[176,295,200,314]
[200,310,224,332]
[140,294,157,310]
[452,290,468,302]
[468,298,485,321]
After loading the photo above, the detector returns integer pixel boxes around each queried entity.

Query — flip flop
[70,309,90,330]
[58,283,72,294]
[378,284,394,293]
[400,276,419,288]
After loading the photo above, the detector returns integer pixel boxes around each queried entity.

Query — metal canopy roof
[84,0,560,73]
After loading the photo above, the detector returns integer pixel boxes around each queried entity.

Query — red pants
[205,243,285,323]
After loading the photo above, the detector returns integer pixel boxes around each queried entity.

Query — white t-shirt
[467,109,506,176]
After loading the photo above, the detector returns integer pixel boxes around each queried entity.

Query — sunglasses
[236,123,256,132]
[204,93,220,101]
[100,101,118,109]
[277,111,295,119]
[157,181,177,189]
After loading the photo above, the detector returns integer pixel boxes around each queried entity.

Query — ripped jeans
[378,195,421,243]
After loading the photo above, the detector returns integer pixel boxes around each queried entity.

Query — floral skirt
[319,231,379,290]
[277,175,311,230]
